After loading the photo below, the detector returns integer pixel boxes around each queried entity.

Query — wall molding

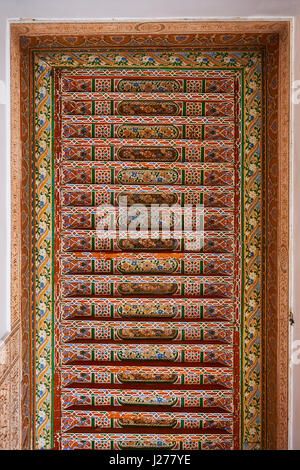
[5,20,290,450]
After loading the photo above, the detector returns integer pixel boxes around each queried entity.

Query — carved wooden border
[8,20,290,450]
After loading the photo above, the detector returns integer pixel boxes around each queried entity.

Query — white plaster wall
[291,13,300,454]
[0,0,299,449]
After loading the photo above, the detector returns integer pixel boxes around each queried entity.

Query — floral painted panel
[33,52,262,450]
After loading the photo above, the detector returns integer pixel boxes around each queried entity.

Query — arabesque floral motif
[33,49,262,450]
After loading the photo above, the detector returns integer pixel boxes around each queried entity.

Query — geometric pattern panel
[30,48,264,450]
[53,66,241,450]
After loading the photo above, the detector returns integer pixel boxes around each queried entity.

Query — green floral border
[33,50,262,449]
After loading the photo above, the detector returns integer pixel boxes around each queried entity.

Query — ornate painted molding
[7,21,290,450]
